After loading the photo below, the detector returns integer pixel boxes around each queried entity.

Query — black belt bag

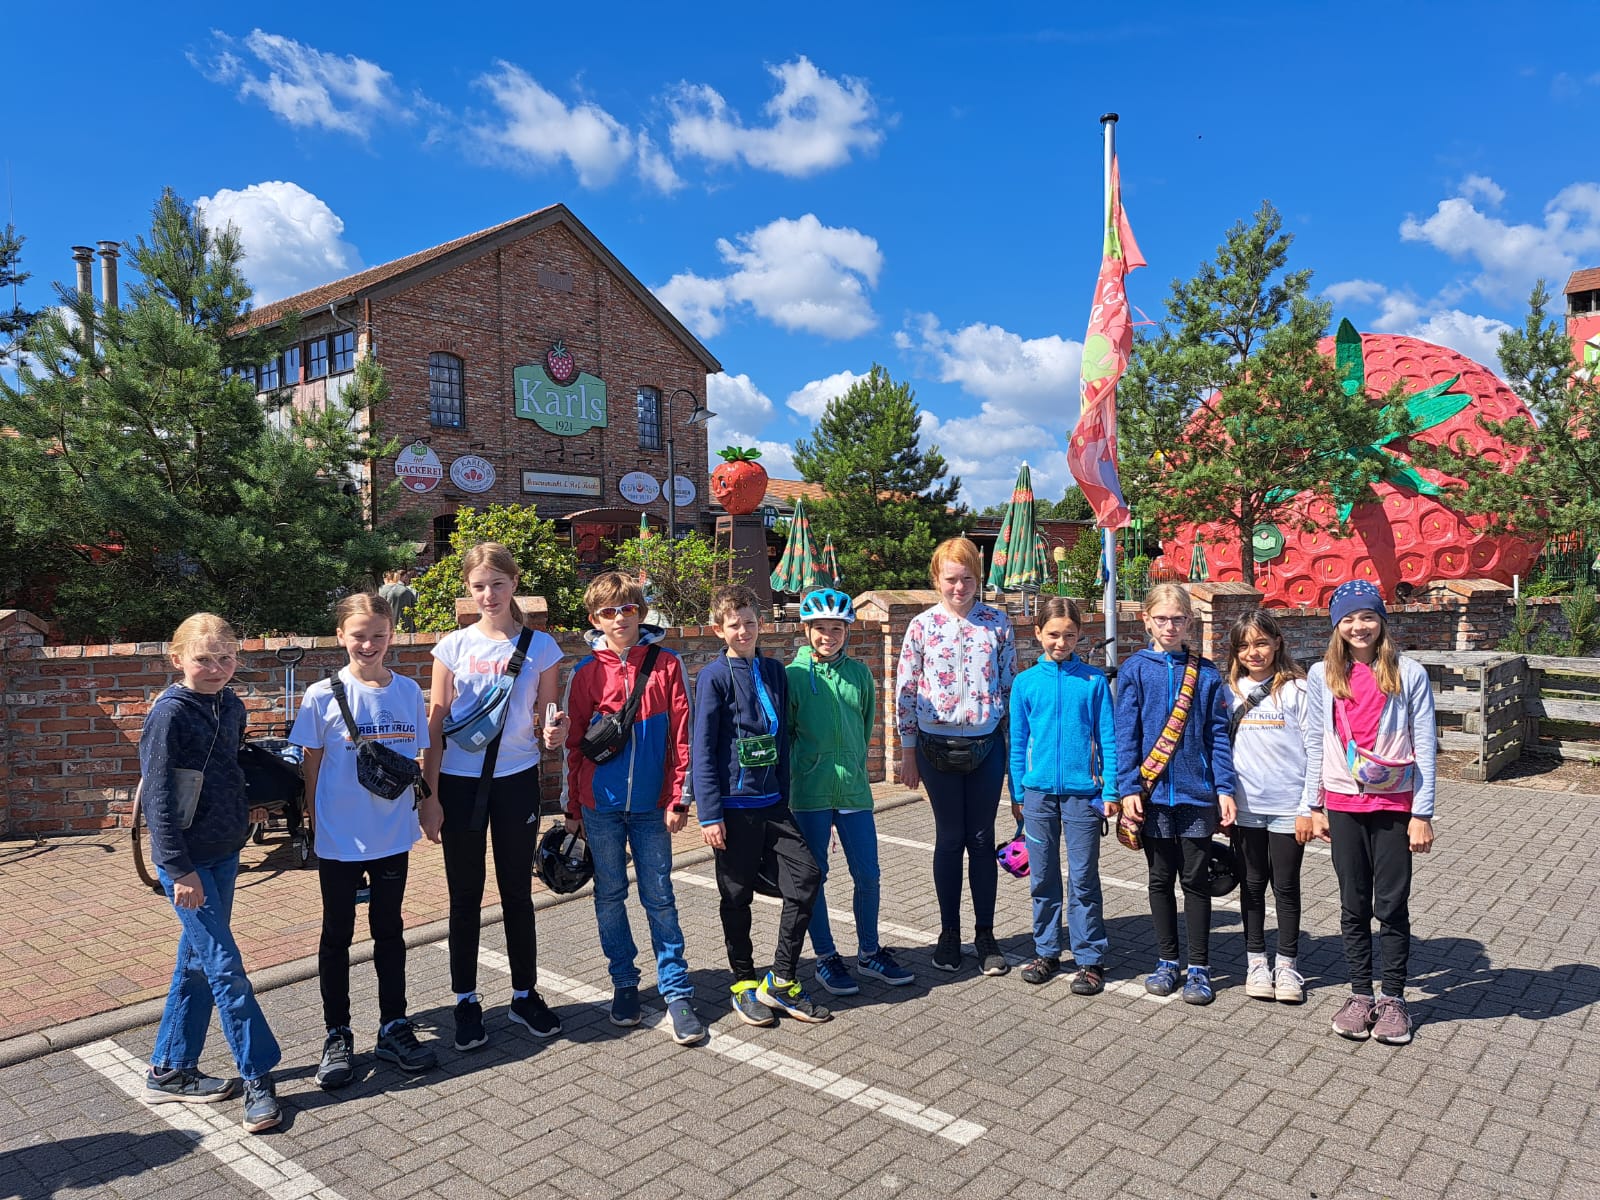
[919,730,998,776]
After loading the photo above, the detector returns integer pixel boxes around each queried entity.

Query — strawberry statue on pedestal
[710,446,769,515]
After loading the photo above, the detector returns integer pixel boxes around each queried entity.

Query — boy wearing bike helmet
[787,589,915,996]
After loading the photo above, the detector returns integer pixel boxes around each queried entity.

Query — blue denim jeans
[1022,791,1108,965]
[791,807,881,958]
[583,807,692,1000]
[152,854,281,1080]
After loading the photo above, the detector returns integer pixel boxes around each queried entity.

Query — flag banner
[1068,153,1144,530]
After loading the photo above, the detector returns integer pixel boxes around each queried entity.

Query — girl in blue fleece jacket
[1008,598,1118,995]
[1115,584,1236,1005]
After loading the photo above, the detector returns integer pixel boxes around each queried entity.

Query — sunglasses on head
[595,603,640,620]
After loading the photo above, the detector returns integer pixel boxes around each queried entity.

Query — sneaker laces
[385,1021,421,1050]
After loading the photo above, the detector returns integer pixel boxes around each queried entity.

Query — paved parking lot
[2,780,1598,1200]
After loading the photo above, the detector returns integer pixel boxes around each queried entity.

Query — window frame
[307,337,329,379]
[331,330,355,374]
[636,385,662,451]
[428,351,465,429]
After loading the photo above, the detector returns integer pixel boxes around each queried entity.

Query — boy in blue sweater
[693,585,829,1026]
[1009,598,1119,993]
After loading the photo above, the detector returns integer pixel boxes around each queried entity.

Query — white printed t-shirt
[1229,676,1309,819]
[290,667,429,862]
[432,624,563,778]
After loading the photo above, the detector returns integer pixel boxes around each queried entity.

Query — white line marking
[878,833,935,852]
[73,1040,348,1200]
[463,948,987,1146]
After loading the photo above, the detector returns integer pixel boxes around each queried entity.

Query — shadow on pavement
[0,1130,195,1199]
[1409,935,1600,1024]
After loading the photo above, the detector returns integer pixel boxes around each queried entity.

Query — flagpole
[1100,112,1120,679]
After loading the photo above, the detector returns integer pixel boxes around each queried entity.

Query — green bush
[609,530,748,626]
[412,504,584,632]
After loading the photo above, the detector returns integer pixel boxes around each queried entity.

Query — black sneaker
[932,929,962,972]
[509,992,561,1039]
[974,929,1009,976]
[142,1066,236,1105]
[315,1028,355,1090]
[453,997,487,1052]
[1070,964,1106,996]
[755,972,833,1023]
[1021,955,1061,985]
[666,998,707,1045]
[375,1019,438,1073]
[241,1074,281,1134]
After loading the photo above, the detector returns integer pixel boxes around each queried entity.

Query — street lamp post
[666,388,715,542]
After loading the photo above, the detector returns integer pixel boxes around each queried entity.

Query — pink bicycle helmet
[997,821,1029,879]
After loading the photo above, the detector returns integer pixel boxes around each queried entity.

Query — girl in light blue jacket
[1007,598,1118,994]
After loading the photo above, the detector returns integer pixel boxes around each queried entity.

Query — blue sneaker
[1183,965,1215,1006]
[756,972,832,1023]
[610,985,641,1027]
[814,954,860,996]
[857,948,915,986]
[731,980,777,1027]
[1145,959,1181,997]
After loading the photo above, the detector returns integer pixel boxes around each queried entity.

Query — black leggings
[1328,808,1413,996]
[1236,826,1304,959]
[918,742,1005,932]
[318,852,409,1029]
[714,805,820,982]
[439,767,542,995]
[1143,836,1212,966]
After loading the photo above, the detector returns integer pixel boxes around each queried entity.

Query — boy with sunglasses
[564,572,704,1044]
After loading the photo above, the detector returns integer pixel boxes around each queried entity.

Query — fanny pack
[580,645,661,765]
[919,729,998,775]
[735,733,779,769]
[330,675,429,803]
[1336,700,1415,792]
[443,627,533,752]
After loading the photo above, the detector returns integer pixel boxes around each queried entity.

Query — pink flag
[1068,154,1144,529]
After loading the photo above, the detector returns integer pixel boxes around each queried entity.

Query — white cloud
[1400,177,1600,302]
[197,181,362,305]
[786,370,869,419]
[471,62,636,188]
[1458,175,1506,208]
[195,30,404,139]
[896,314,1082,421]
[703,374,796,476]
[1322,279,1510,369]
[655,215,882,339]
[634,130,684,194]
[667,57,884,177]
[1404,310,1511,369]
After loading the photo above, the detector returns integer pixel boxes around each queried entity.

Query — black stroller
[132,646,314,892]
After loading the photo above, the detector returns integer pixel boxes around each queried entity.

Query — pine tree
[792,365,964,590]
[1116,202,1401,585]
[0,223,36,347]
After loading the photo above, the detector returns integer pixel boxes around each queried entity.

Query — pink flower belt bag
[1335,699,1415,791]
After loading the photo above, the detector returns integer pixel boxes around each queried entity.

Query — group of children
[136,541,1437,1134]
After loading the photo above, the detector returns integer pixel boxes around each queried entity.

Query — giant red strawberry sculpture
[1157,321,1543,607]
[710,446,769,515]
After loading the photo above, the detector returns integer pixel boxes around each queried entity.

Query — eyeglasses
[1146,615,1188,626]
[594,603,641,620]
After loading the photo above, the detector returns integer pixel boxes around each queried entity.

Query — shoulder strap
[470,625,536,833]
[618,644,662,726]
[1138,652,1200,790]
[329,674,364,745]
[504,625,535,679]
[1227,681,1273,741]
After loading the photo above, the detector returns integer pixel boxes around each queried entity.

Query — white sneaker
[1273,963,1305,1004]
[1245,960,1276,1000]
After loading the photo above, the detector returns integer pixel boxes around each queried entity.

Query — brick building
[239,205,721,566]
[1567,267,1600,372]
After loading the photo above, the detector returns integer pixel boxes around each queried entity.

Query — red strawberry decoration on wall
[546,339,577,385]
[710,446,769,515]
[1159,321,1544,607]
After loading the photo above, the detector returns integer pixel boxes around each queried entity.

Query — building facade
[240,205,721,564]
[1567,268,1600,372]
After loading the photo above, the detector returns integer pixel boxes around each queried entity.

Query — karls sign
[513,339,607,437]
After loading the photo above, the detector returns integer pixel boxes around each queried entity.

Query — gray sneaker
[1331,993,1376,1040]
[241,1074,282,1133]
[375,1019,438,1073]
[1371,995,1414,1045]
[315,1028,355,1090]
[666,998,706,1045]
[143,1067,236,1105]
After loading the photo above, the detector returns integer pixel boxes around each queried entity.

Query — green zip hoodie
[785,644,875,812]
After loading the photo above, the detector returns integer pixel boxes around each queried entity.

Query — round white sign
[394,441,443,493]
[450,454,496,494]
[618,471,661,505]
[671,474,697,506]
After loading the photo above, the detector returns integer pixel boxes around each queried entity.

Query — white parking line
[466,949,988,1147]
[73,1040,348,1200]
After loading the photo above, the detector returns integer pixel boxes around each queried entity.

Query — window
[307,337,329,379]
[432,513,457,562]
[637,386,661,450]
[258,355,280,390]
[429,352,464,428]
[282,345,301,384]
[332,330,355,373]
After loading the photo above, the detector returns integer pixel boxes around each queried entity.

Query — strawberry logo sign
[546,339,577,386]
[394,440,443,493]
[1160,323,1543,607]
[449,454,496,494]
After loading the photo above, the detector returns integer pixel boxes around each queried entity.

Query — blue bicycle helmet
[799,588,855,623]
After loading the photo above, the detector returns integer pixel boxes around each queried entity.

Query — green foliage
[1116,202,1402,585]
[1499,584,1600,655]
[1559,581,1600,655]
[0,189,407,640]
[979,487,1094,523]
[411,504,584,632]
[608,530,747,625]
[0,223,36,345]
[1427,281,1600,540]
[1056,529,1104,599]
[792,365,965,590]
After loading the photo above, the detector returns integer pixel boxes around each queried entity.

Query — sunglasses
[595,603,641,620]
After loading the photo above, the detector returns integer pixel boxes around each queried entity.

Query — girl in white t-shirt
[291,592,435,1090]
[422,542,568,1054]
[1226,610,1310,1005]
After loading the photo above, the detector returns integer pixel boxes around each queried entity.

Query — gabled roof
[1565,268,1600,295]
[242,204,720,372]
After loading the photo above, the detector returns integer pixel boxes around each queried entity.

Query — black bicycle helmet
[535,826,595,894]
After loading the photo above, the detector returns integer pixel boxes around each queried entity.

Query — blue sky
[5,2,1598,507]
